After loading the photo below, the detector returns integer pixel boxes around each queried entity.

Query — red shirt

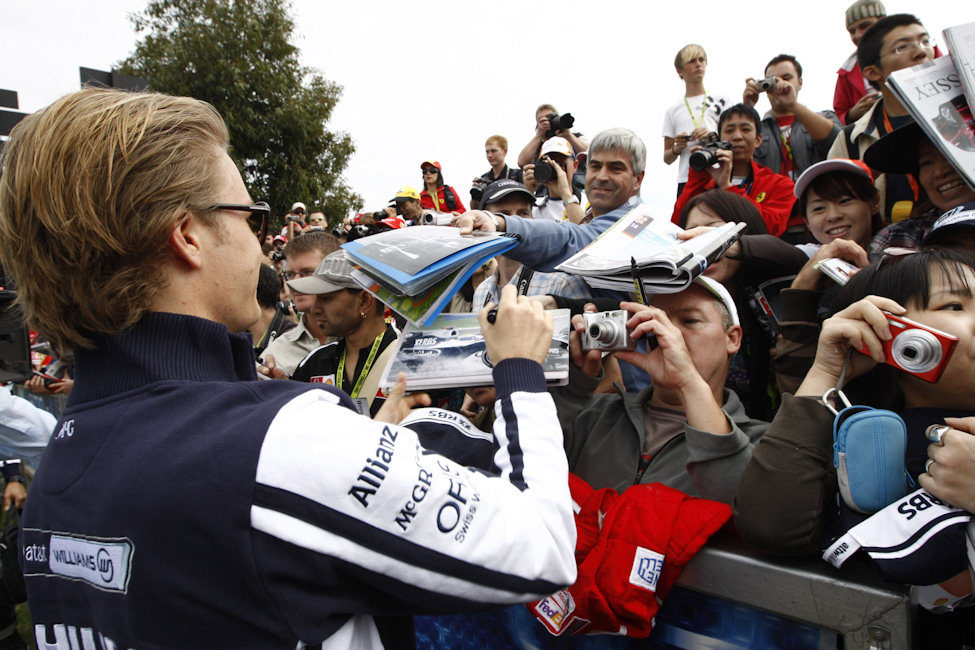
[420,185,466,214]
[671,159,796,237]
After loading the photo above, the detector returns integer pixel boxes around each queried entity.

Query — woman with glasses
[735,247,975,645]
[419,160,466,214]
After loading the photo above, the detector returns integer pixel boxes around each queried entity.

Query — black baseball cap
[862,122,926,175]
[480,179,534,209]
[922,203,975,246]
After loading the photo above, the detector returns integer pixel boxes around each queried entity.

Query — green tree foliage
[117,0,362,228]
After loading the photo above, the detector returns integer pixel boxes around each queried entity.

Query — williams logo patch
[21,529,134,593]
[628,546,664,592]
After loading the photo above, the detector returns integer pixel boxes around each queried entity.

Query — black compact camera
[689,133,733,171]
[542,112,575,139]
[470,177,489,202]
[270,250,286,262]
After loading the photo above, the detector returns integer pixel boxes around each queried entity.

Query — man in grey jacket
[554,278,769,502]
[745,54,841,181]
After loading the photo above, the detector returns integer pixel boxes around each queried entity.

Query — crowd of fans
[3,2,975,647]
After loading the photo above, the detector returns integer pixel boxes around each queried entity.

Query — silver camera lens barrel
[891,330,942,373]
[589,320,620,345]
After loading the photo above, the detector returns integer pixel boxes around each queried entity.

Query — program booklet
[352,267,475,327]
[379,310,570,390]
[342,226,519,296]
[944,21,975,115]
[555,204,745,292]
[886,56,975,189]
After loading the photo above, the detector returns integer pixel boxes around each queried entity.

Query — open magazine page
[887,57,975,189]
[944,22,975,116]
[379,310,570,390]
[342,227,519,295]
[556,205,744,278]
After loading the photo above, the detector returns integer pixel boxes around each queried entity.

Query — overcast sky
[0,0,959,218]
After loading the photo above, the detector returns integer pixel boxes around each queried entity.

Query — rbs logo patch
[629,546,665,592]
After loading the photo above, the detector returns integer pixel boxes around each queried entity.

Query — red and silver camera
[855,312,958,383]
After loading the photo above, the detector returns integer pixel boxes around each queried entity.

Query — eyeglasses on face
[209,202,270,241]
[882,37,935,57]
[422,168,438,175]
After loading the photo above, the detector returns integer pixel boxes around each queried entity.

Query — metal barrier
[671,530,914,649]
[416,531,916,649]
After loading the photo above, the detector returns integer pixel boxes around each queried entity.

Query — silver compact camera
[757,75,776,92]
[581,310,637,352]
[421,211,454,226]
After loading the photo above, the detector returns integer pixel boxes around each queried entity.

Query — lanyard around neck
[684,94,708,129]
[337,330,385,399]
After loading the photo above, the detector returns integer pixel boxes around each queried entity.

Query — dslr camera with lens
[581,310,638,352]
[470,177,489,203]
[689,133,733,172]
[533,155,561,184]
[854,312,958,383]
[541,112,575,139]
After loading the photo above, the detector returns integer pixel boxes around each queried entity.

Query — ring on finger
[925,458,936,474]
[926,424,950,446]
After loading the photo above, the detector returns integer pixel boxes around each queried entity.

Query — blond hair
[0,88,230,350]
[674,44,707,71]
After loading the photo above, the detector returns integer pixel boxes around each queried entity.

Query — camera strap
[443,186,458,212]
[684,93,708,129]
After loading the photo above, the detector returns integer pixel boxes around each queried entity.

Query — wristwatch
[564,195,580,205]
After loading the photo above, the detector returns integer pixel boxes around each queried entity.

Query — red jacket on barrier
[528,473,731,638]
[671,159,795,237]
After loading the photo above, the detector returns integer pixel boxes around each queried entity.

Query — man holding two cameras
[516,104,588,169]
[671,104,796,237]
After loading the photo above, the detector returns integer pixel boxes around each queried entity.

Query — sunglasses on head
[209,202,271,241]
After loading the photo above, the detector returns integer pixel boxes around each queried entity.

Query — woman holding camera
[736,247,975,549]
[419,160,466,214]
[734,247,975,645]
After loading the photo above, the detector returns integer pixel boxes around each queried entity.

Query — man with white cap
[553,277,769,501]
[288,251,398,416]
[523,136,586,223]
